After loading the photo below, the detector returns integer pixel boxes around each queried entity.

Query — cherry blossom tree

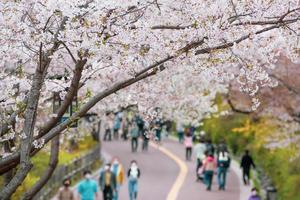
[0,0,299,199]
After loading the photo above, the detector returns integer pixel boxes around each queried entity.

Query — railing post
[266,186,277,200]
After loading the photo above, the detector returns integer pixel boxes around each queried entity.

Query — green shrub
[201,113,300,200]
[11,135,98,199]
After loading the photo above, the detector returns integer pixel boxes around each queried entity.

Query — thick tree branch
[1,112,18,137]
[195,18,300,55]
[151,25,193,30]
[232,17,300,26]
[21,135,59,200]
[0,22,62,200]
[37,59,87,139]
[0,65,46,200]
[0,64,163,175]
[135,37,207,78]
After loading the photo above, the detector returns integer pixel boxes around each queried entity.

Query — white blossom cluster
[0,0,299,149]
[32,139,45,149]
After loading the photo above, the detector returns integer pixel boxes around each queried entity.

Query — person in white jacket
[194,138,207,181]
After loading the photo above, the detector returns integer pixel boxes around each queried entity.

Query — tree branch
[21,135,59,200]
[0,65,46,200]
[60,41,77,64]
[151,25,193,30]
[0,18,63,199]
[195,18,300,55]
[36,59,86,139]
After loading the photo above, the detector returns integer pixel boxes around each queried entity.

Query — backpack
[218,152,230,168]
[205,159,215,171]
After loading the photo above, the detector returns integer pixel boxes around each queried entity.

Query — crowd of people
[184,133,232,191]
[57,158,141,200]
[58,109,260,200]
[180,127,259,199]
[103,109,172,153]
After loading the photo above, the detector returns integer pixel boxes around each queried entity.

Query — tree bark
[0,65,45,199]
[21,135,59,200]
[0,39,59,199]
[37,59,86,138]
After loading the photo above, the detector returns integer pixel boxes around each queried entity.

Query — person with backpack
[111,157,125,200]
[99,164,117,200]
[241,150,256,185]
[130,123,140,152]
[184,129,193,161]
[217,139,228,155]
[127,160,141,200]
[78,170,99,200]
[203,152,217,191]
[217,150,231,190]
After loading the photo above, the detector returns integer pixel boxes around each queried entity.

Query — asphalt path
[53,138,243,200]
[100,138,240,200]
[101,139,179,200]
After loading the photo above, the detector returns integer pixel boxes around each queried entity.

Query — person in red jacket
[203,152,217,191]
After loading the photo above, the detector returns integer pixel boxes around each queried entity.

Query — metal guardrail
[33,145,100,200]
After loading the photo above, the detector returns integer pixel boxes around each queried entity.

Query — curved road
[101,138,241,200]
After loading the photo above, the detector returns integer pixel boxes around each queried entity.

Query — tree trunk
[0,52,49,199]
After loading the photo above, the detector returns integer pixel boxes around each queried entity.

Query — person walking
[130,123,139,152]
[58,178,75,200]
[99,164,117,200]
[241,150,256,185]
[154,117,163,142]
[164,119,172,137]
[77,170,99,200]
[217,139,228,155]
[194,138,207,181]
[206,139,215,156]
[176,122,184,143]
[104,113,113,141]
[203,152,217,191]
[141,121,150,152]
[135,115,145,135]
[122,117,129,140]
[113,112,122,140]
[111,157,125,200]
[127,160,141,200]
[248,187,261,200]
[184,130,193,161]
[217,150,231,190]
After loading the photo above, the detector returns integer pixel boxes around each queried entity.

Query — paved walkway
[53,137,252,200]
[100,138,250,200]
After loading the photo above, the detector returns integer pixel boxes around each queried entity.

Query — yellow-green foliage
[202,113,300,200]
[11,135,97,200]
